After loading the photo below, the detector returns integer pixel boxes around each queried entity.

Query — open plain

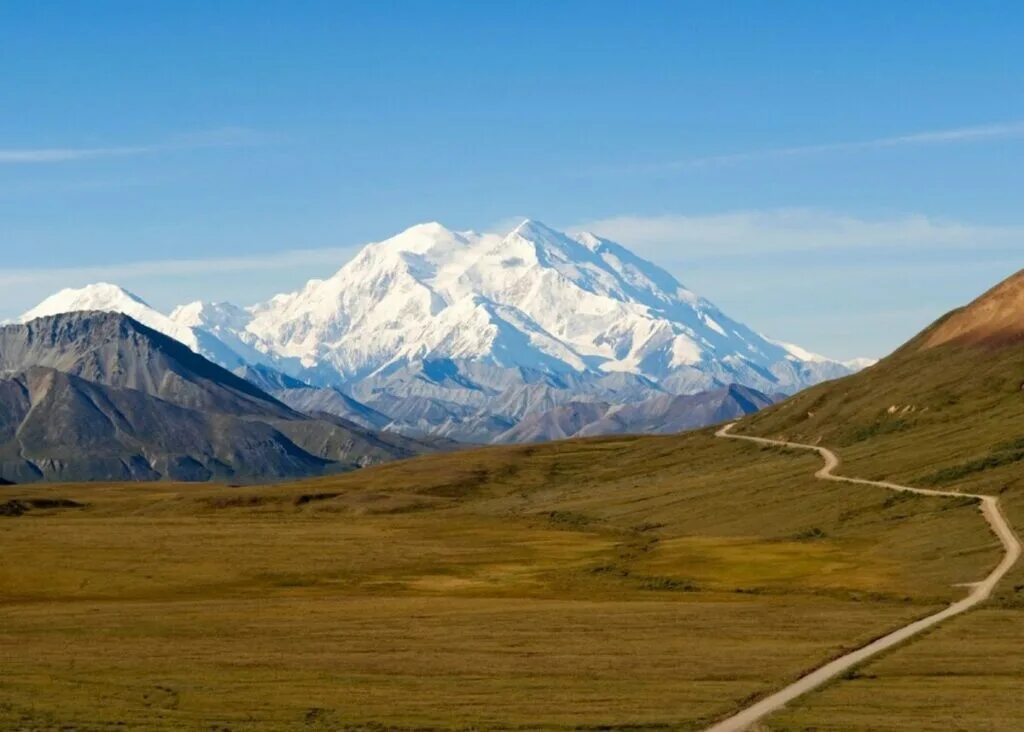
[0,430,1005,730]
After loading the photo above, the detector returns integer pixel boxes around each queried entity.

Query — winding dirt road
[705,423,1022,732]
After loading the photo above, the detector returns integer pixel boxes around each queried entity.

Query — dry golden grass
[0,595,928,731]
[741,326,1024,730]
[0,431,1003,729]
[764,606,1024,731]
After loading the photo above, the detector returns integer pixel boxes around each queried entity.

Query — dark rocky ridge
[0,312,434,483]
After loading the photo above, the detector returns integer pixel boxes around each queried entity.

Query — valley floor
[0,432,1010,730]
[765,606,1024,731]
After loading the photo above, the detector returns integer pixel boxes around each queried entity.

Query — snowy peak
[170,300,252,332]
[357,222,490,283]
[843,357,879,371]
[509,218,571,247]
[21,283,150,320]
[575,231,699,307]
[232,218,863,394]
[18,284,265,372]
[504,219,601,274]
[19,283,202,352]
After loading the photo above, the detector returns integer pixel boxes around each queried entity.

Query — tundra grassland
[0,430,1000,730]
[744,332,1024,730]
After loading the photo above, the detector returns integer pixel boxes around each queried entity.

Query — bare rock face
[0,312,434,483]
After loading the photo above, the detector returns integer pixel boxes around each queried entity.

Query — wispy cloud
[572,209,1024,258]
[0,127,271,165]
[0,244,360,289]
[604,120,1024,174]
[4,209,1018,292]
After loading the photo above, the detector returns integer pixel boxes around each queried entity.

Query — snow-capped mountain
[22,283,196,346]
[20,283,253,370]
[219,219,861,393]
[18,219,872,442]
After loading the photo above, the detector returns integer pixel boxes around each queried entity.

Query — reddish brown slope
[924,268,1024,348]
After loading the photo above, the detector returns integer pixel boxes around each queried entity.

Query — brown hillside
[923,268,1024,348]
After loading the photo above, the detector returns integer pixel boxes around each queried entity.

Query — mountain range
[17,219,869,444]
[0,312,432,483]
[493,384,777,443]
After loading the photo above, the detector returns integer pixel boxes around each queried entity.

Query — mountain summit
[188,219,861,392]
[21,283,195,346]
[20,283,252,370]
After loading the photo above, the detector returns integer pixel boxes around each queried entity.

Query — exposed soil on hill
[924,268,1024,348]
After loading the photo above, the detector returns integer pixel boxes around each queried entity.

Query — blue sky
[1,1,1022,358]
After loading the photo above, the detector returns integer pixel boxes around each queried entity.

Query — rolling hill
[732,267,1024,730]
[740,268,1024,498]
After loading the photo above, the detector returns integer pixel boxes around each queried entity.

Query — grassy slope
[0,430,1000,730]
[738,314,1024,730]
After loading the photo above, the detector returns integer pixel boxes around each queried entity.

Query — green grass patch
[921,446,1024,485]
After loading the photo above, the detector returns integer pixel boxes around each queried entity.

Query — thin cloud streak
[0,245,361,289]
[0,127,272,164]
[606,120,1024,174]
[573,209,1024,258]
[6,208,1019,290]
